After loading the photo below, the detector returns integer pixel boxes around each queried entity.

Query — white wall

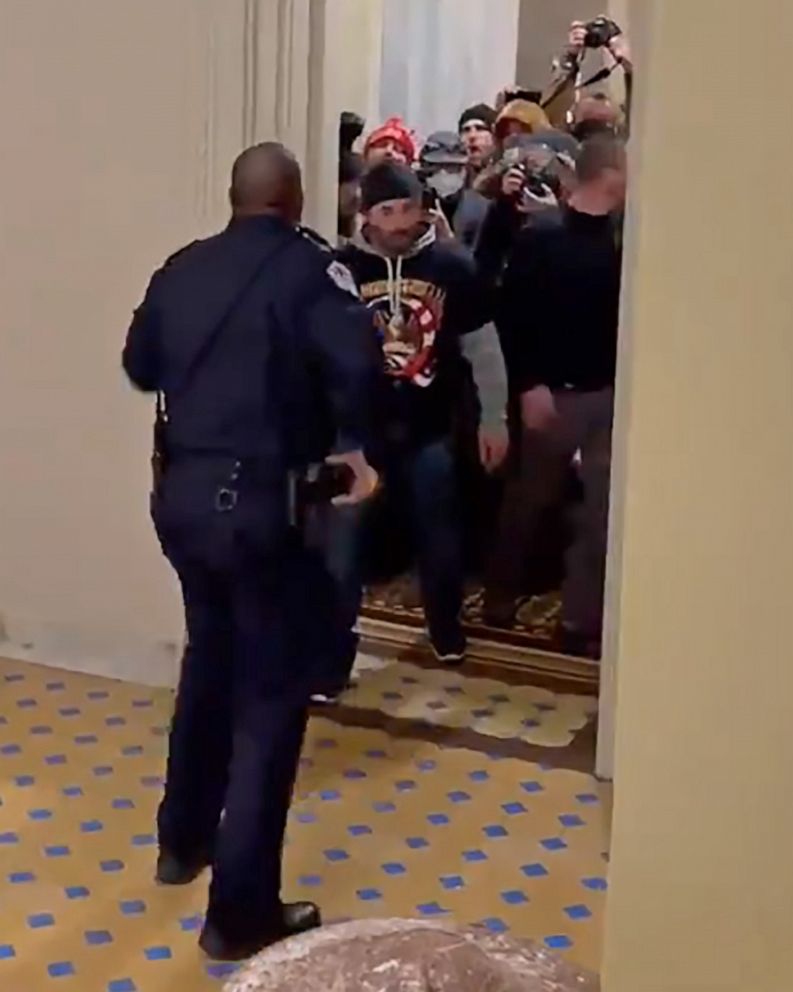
[378,0,520,140]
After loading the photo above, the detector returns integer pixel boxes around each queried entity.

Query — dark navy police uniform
[122,214,378,943]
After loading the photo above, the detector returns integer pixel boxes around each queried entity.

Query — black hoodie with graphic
[337,225,490,445]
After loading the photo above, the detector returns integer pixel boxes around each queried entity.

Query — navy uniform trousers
[156,532,340,940]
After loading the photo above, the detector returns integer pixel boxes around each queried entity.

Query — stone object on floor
[225,919,599,992]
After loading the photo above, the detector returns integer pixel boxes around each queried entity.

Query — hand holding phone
[325,450,379,506]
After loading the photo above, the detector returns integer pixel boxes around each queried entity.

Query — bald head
[576,134,626,184]
[230,142,304,223]
[574,94,620,128]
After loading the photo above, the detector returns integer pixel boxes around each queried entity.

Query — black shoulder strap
[160,230,296,413]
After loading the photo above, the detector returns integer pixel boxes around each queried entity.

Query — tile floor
[0,657,609,991]
[347,656,597,748]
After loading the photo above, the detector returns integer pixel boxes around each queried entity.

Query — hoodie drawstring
[385,255,404,321]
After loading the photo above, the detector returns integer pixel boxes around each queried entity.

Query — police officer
[122,142,379,961]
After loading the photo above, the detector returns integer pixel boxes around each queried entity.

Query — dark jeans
[305,502,364,684]
[157,557,308,940]
[486,388,614,638]
[316,437,464,675]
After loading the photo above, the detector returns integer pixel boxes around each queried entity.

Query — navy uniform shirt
[124,215,379,463]
[123,214,380,562]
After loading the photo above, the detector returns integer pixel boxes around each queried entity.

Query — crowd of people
[326,18,632,685]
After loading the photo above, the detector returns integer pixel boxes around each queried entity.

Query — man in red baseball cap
[363,116,417,166]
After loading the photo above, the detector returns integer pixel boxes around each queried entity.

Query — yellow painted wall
[602,1,793,989]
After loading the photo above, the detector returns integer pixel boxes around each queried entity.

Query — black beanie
[458,103,497,133]
[360,161,423,211]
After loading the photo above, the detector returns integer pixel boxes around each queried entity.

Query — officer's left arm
[122,270,163,392]
[304,262,381,454]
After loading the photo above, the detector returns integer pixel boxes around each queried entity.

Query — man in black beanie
[330,161,509,670]
[458,103,496,181]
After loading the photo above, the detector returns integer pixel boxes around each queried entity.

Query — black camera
[584,16,621,49]
[522,165,560,201]
[500,143,562,203]
[502,87,543,106]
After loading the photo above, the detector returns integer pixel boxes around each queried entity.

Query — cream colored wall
[602,1,793,989]
[332,0,383,130]
[516,0,600,90]
[0,0,255,683]
[0,0,365,685]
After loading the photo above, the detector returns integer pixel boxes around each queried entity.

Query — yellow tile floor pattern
[0,658,609,991]
[348,656,597,747]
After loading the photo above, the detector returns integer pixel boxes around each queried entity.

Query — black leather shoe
[199,902,322,961]
[155,849,210,886]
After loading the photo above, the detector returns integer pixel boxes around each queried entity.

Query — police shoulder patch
[327,260,360,299]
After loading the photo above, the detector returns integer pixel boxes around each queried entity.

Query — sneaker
[430,632,467,667]
[310,690,343,706]
[310,678,356,706]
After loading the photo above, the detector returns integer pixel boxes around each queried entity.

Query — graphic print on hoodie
[337,224,489,442]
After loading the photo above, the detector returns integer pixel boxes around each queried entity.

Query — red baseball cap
[363,117,417,163]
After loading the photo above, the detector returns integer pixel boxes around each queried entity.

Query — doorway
[329,0,630,694]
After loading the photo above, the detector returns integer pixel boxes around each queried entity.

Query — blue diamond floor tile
[545,935,574,950]
[382,863,406,876]
[541,837,568,851]
[48,962,76,978]
[582,876,608,891]
[463,849,488,863]
[86,931,113,946]
[144,946,172,961]
[484,825,508,838]
[522,862,550,878]
[9,871,36,884]
[565,904,593,920]
[348,824,372,836]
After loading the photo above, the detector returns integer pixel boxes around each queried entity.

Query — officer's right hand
[326,450,379,506]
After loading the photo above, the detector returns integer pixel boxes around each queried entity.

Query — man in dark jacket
[334,161,509,667]
[122,142,379,960]
[484,135,627,657]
